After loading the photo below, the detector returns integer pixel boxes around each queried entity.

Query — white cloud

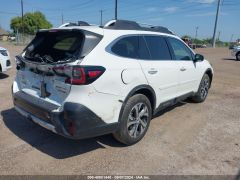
[188,0,216,4]
[185,11,228,17]
[163,7,179,13]
[197,0,215,3]
[146,7,158,12]
[149,17,164,22]
[185,12,215,17]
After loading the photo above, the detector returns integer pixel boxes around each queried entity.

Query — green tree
[202,38,212,44]
[10,11,52,35]
[181,35,192,39]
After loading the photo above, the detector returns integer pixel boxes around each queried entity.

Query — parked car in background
[12,20,213,145]
[231,45,240,61]
[229,44,235,50]
[9,36,16,41]
[0,47,11,73]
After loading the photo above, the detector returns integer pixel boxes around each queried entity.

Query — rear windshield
[24,30,102,64]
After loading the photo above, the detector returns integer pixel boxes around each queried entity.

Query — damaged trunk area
[24,29,102,64]
[25,30,84,64]
[16,29,103,106]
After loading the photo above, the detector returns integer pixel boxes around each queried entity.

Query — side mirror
[194,54,204,62]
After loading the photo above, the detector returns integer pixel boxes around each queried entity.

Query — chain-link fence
[15,33,34,45]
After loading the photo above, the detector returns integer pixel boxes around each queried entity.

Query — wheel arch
[236,51,240,60]
[118,85,156,122]
[205,68,213,88]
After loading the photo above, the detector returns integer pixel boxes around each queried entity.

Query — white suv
[0,47,11,73]
[12,20,213,145]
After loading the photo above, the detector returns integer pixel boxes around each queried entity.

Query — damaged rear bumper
[13,91,119,139]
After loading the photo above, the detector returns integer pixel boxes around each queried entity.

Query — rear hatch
[16,28,103,106]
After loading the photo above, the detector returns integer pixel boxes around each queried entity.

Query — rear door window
[111,36,138,59]
[144,36,172,60]
[138,36,151,60]
[167,37,193,61]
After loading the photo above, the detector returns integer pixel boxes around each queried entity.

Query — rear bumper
[13,91,119,139]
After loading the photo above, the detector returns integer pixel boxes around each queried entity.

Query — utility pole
[61,13,64,24]
[217,31,221,41]
[100,10,103,26]
[230,34,234,43]
[195,26,199,44]
[115,0,118,20]
[212,0,221,48]
[21,0,24,43]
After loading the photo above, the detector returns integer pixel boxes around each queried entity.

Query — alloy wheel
[200,77,210,99]
[127,103,149,138]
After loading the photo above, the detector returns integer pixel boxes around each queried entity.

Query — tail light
[53,66,105,85]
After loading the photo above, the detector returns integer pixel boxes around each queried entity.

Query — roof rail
[104,20,141,30]
[104,20,174,35]
[59,21,90,28]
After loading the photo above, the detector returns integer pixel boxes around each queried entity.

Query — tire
[236,52,240,61]
[192,74,210,103]
[113,94,152,145]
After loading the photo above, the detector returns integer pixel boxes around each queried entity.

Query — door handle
[148,69,158,75]
[180,67,186,71]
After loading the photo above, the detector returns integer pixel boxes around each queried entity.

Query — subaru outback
[12,20,213,145]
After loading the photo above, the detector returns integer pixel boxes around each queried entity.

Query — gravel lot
[0,42,239,175]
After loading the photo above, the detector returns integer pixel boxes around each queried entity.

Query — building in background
[0,28,10,41]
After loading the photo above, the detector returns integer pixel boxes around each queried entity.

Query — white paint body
[13,26,213,125]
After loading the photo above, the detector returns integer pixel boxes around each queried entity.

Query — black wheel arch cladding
[118,85,156,122]
[204,68,213,88]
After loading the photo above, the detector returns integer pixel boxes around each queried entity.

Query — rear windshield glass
[25,31,84,63]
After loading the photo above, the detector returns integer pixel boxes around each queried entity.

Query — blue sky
[0,0,239,41]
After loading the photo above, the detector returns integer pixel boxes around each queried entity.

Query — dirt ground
[0,42,239,175]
